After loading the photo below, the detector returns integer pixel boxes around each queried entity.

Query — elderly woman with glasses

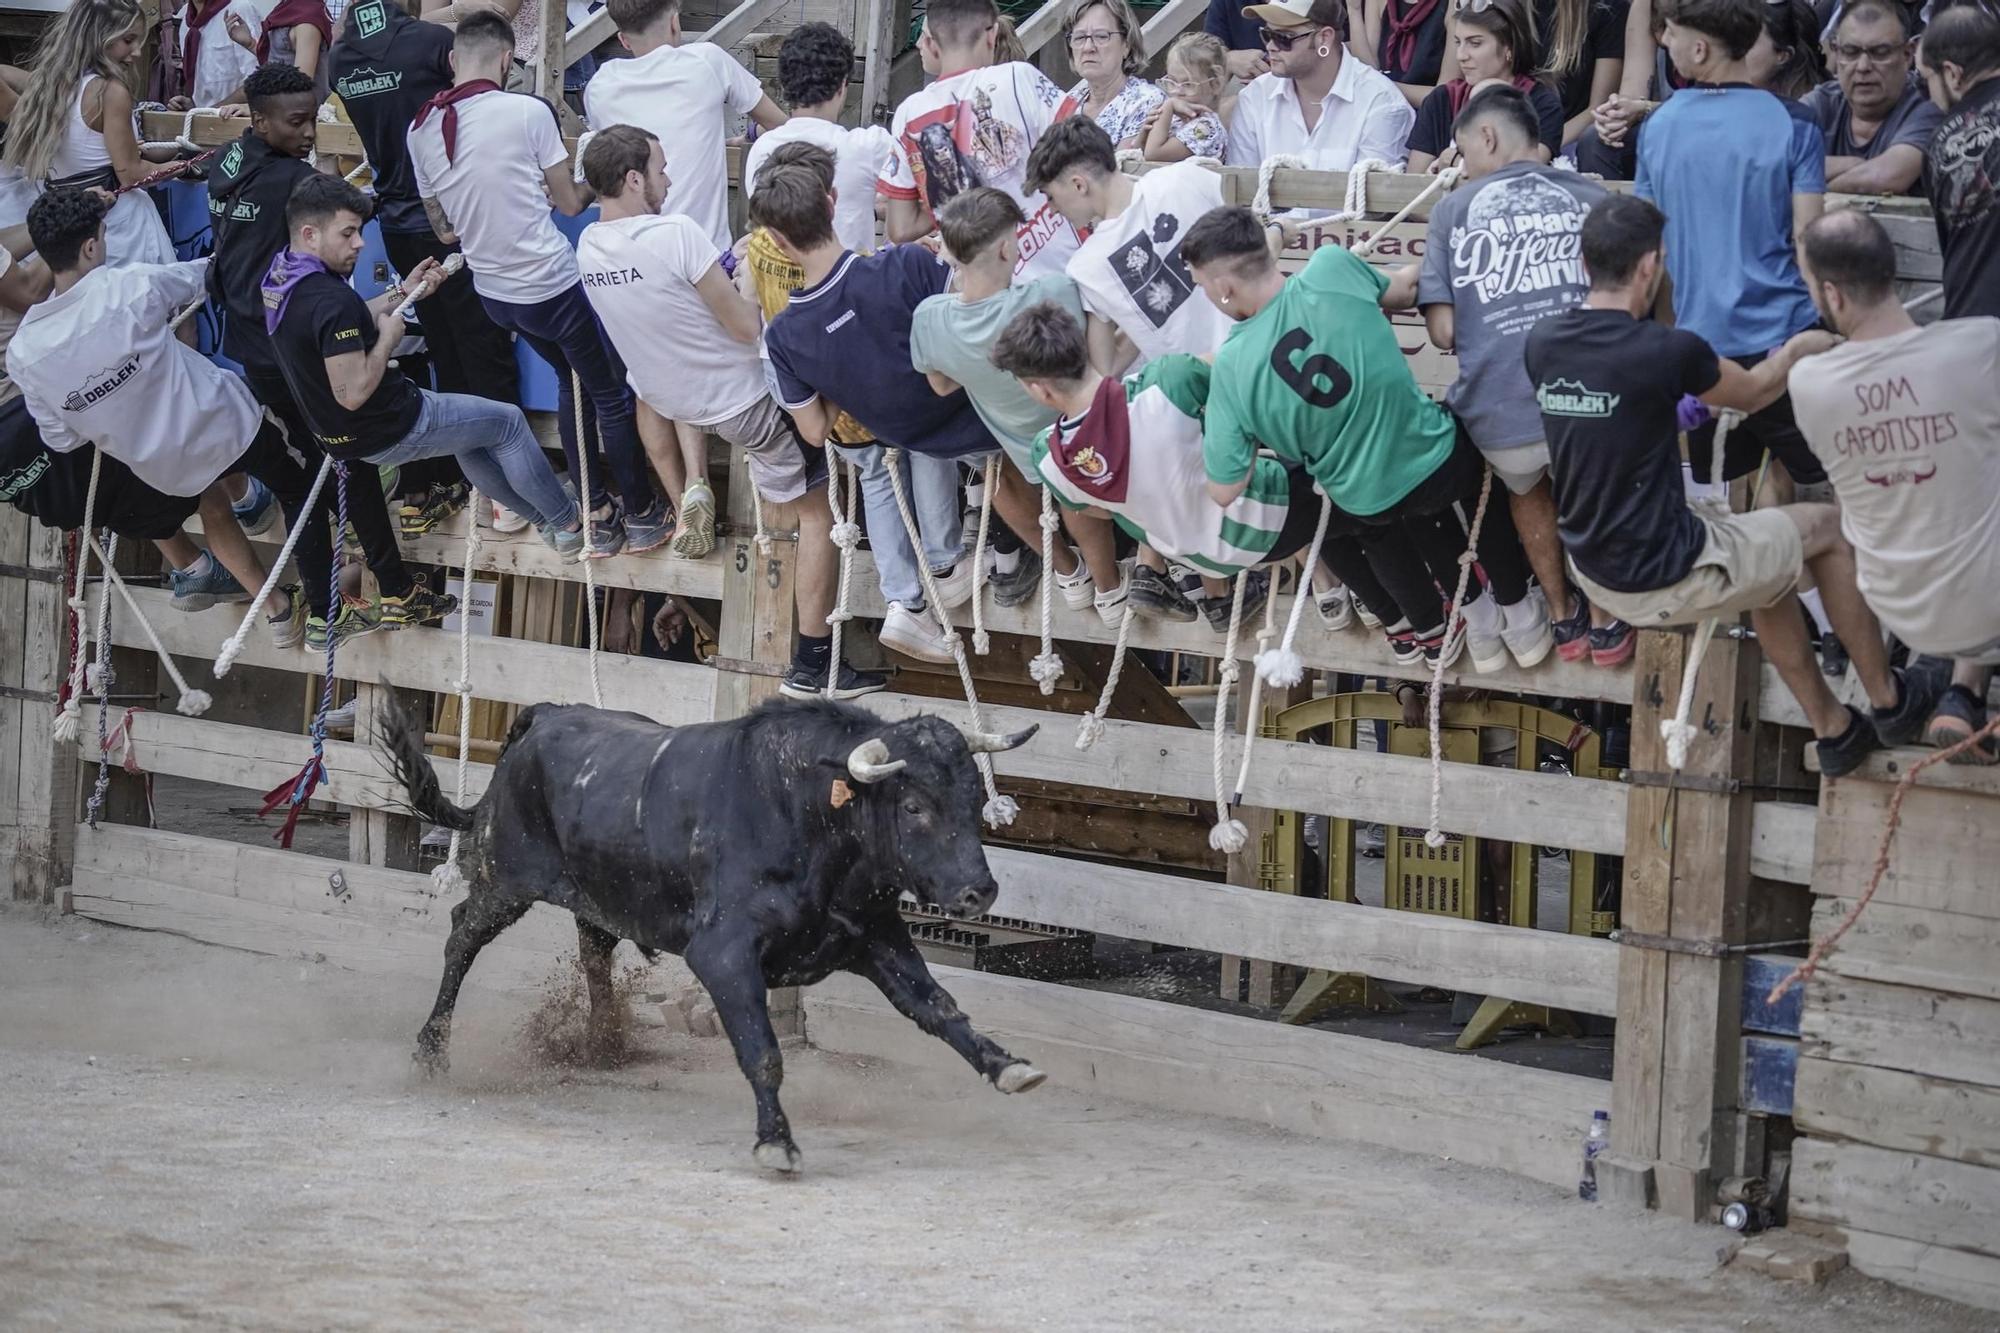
[1065,0,1166,148]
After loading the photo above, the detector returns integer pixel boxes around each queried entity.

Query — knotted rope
[881,447,1016,827]
[969,455,997,655]
[1074,598,1135,751]
[568,371,607,709]
[216,451,332,675]
[1208,568,1253,852]
[1027,485,1064,695]
[748,459,774,556]
[1423,465,1496,848]
[823,456,862,697]
[431,488,484,899]
[83,531,119,829]
[85,535,212,718]
[1252,495,1332,689]
[53,448,105,745]
[1661,410,1741,772]
[257,462,351,848]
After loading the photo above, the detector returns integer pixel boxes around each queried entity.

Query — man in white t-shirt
[1225,0,1414,174]
[410,10,667,556]
[878,0,1082,279]
[584,0,787,251]
[1792,210,2000,759]
[742,22,895,255]
[577,126,880,699]
[178,0,271,108]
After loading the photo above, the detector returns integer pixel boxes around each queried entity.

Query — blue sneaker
[584,504,626,560]
[168,556,250,612]
[231,476,279,538]
[539,518,586,563]
[623,499,672,555]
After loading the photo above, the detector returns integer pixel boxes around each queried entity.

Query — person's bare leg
[1954,658,1993,697]
[1064,511,1119,588]
[194,486,284,615]
[1792,503,1896,711]
[1137,543,1167,573]
[635,402,685,506]
[1509,480,1574,620]
[221,473,250,504]
[674,419,708,503]
[1200,576,1229,598]
[1751,596,1851,738]
[789,487,837,637]
[991,463,1077,575]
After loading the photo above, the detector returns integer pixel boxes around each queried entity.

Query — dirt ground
[0,904,1983,1333]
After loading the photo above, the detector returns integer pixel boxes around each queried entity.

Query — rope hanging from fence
[1423,464,1496,849]
[84,534,213,718]
[1252,495,1333,689]
[880,446,1017,828]
[1207,568,1252,852]
[430,488,484,899]
[1661,409,1742,773]
[968,455,997,656]
[53,448,105,745]
[1074,596,1135,751]
[1348,165,1460,253]
[256,462,350,849]
[216,450,332,676]
[83,530,119,829]
[823,455,861,699]
[567,371,607,709]
[1027,485,1065,695]
[1229,568,1283,803]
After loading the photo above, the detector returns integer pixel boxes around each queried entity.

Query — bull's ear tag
[829,778,854,809]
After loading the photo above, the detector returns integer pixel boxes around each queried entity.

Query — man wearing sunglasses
[1225,0,1416,175]
[1799,1,1940,194]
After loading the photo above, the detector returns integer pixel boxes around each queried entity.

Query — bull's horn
[847,738,907,783]
[956,722,1040,754]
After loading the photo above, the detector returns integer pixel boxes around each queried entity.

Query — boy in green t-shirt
[1182,206,1551,673]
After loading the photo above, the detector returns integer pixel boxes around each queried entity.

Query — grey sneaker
[672,481,716,559]
[266,583,307,650]
[231,475,280,537]
[169,557,250,612]
[540,519,586,564]
[1129,563,1198,622]
[988,548,1042,608]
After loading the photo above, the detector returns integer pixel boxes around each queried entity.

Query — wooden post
[1,512,77,903]
[1604,628,1762,1220]
[712,450,798,720]
[348,684,425,870]
[858,0,903,124]
[1221,668,1312,1009]
[537,0,581,135]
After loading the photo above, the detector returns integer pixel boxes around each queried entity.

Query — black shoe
[1128,563,1199,622]
[1818,630,1849,681]
[1815,704,1884,778]
[988,548,1042,609]
[1200,568,1271,632]
[1872,665,1942,748]
[780,659,889,701]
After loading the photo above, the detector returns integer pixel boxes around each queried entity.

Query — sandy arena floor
[0,903,1983,1332]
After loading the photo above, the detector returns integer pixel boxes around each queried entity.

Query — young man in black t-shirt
[1919,6,2000,319]
[266,175,585,560]
[1525,193,1936,777]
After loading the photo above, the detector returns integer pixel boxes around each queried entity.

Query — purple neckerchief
[263,248,331,335]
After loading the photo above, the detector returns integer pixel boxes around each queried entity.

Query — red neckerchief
[1445,74,1540,120]
[1048,377,1132,504]
[1382,0,1444,79]
[181,0,234,94]
[255,0,332,64]
[409,79,502,166]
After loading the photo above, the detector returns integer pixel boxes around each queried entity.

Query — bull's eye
[903,801,924,817]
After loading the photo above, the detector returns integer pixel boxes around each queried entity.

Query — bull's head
[839,717,1038,918]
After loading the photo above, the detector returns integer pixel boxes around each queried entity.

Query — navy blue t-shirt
[1203,0,1263,53]
[766,246,997,458]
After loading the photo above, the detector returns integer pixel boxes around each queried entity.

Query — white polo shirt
[583,41,767,251]
[1224,55,1415,173]
[408,90,579,306]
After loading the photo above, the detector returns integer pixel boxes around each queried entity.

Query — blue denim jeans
[481,282,654,518]
[833,443,962,608]
[366,391,579,532]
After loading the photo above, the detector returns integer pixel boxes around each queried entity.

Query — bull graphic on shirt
[904,88,1028,214]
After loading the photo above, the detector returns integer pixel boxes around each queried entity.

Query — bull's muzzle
[944,881,999,919]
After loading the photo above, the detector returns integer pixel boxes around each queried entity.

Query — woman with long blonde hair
[3,0,176,267]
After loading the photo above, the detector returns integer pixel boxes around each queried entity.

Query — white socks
[1800,587,1832,635]
[993,549,1022,577]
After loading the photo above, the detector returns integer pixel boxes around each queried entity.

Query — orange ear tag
[829,778,854,809]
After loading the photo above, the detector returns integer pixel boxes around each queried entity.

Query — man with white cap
[1225,0,1414,170]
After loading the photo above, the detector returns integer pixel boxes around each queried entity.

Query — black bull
[384,697,1048,1172]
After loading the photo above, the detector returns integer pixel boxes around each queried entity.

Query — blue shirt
[1203,0,1263,52]
[766,245,997,458]
[1635,86,1825,358]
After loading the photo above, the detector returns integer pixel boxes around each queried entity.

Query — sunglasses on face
[1259,24,1318,48]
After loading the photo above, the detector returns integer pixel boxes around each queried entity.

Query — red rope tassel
[258,755,326,850]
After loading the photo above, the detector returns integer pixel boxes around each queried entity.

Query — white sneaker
[879,602,955,664]
[1460,595,1508,674]
[1500,585,1555,669]
[1093,579,1130,630]
[1354,597,1383,630]
[930,561,975,610]
[491,501,531,534]
[1312,584,1354,632]
[1056,558,1096,611]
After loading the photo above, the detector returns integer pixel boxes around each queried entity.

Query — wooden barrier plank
[1814,779,2000,920]
[399,514,727,602]
[1748,800,1815,885]
[1792,1137,2000,1261]
[1810,895,2000,1002]
[803,966,1609,1190]
[1840,1227,2000,1314]
[1800,974,2000,1089]
[1794,1056,2000,1168]
[106,585,716,723]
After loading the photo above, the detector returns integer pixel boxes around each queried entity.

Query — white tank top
[48,77,113,182]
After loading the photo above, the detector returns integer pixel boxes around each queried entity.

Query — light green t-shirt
[909,274,1086,472]
[1204,245,1455,518]
[1032,356,1292,577]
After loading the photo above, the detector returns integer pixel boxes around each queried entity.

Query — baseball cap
[1241,0,1336,26]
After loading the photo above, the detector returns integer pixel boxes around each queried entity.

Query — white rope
[1028,486,1064,694]
[1208,568,1252,852]
[968,455,997,655]
[1423,466,1496,849]
[1229,569,1282,803]
[1251,152,1312,221]
[1349,165,1460,256]
[1661,410,1742,771]
[1074,598,1135,751]
[569,371,606,709]
[882,447,1016,827]
[748,454,774,555]
[1252,494,1332,688]
[86,535,212,717]
[86,532,117,713]
[431,490,483,899]
[824,456,861,698]
[53,449,105,745]
[571,129,597,183]
[216,453,331,675]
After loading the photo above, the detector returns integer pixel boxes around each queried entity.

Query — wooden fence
[0,147,1954,1235]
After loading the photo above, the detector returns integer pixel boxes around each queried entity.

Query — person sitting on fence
[409,9,666,559]
[1184,204,1547,672]
[1918,4,2000,319]
[1800,1,1941,197]
[914,188,1120,619]
[574,127,882,702]
[757,153,1002,668]
[1788,210,2000,760]
[264,175,587,578]
[9,189,327,645]
[991,300,1352,592]
[1523,192,1940,777]
[1415,86,1618,664]
[1224,0,1417,175]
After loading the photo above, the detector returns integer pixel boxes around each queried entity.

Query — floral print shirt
[1069,76,1164,145]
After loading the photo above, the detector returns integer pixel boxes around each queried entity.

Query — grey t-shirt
[1799,74,1943,192]
[1419,162,1607,452]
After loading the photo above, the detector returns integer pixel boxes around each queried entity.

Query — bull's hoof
[995,1062,1046,1095]
[753,1139,803,1175]
[413,1028,450,1079]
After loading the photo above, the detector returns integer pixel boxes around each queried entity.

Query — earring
[1219,293,1231,306]
[1317,44,1331,55]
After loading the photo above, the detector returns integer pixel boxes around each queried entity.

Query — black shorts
[0,396,198,540]
[1263,465,1326,564]
[1687,346,1829,487]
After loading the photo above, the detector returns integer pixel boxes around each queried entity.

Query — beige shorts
[1571,508,1803,627]
[1480,441,1551,496]
[708,396,826,506]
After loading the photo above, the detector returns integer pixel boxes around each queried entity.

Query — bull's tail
[381,697,476,832]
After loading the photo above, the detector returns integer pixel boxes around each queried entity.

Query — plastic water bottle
[1579,1109,1610,1201]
